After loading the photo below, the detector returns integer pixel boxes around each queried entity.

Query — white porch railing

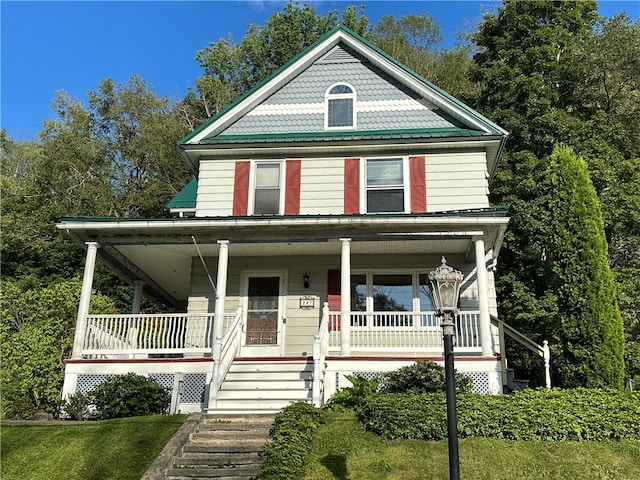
[82,312,237,358]
[312,302,330,407]
[209,307,244,409]
[327,311,481,353]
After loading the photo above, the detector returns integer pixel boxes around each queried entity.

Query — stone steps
[165,414,274,480]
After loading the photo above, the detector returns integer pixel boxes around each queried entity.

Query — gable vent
[318,45,363,64]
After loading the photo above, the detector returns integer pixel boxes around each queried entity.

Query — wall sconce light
[303,273,310,289]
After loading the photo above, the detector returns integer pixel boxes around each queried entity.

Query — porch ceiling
[102,237,473,304]
[58,213,508,307]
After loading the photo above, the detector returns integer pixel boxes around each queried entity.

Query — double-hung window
[253,162,282,215]
[325,83,356,129]
[365,157,408,213]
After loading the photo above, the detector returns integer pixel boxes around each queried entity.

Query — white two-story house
[58,26,518,414]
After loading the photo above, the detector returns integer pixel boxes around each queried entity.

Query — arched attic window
[325,83,356,130]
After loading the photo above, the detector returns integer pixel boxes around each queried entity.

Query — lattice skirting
[344,371,490,394]
[74,373,207,404]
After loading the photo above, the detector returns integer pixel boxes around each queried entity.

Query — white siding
[299,158,343,215]
[194,152,490,217]
[195,160,237,217]
[426,152,489,212]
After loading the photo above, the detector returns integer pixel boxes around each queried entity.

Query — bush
[360,388,640,441]
[62,392,91,421]
[325,374,379,412]
[89,373,170,420]
[379,360,474,394]
[326,361,473,414]
[258,402,327,479]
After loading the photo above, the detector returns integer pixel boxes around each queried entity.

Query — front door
[241,275,283,356]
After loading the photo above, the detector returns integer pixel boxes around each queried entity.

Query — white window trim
[247,160,286,215]
[324,82,357,131]
[351,270,433,313]
[360,156,410,214]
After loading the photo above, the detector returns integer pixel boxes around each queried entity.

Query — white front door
[240,274,285,356]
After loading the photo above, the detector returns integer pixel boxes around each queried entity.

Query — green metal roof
[165,178,197,209]
[57,205,510,224]
[194,127,489,146]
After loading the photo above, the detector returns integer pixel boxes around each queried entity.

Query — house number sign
[299,296,315,310]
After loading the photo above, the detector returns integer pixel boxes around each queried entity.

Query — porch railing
[209,307,244,409]
[82,312,237,358]
[327,311,481,352]
[312,302,330,407]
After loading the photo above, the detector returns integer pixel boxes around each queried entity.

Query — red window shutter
[285,160,301,215]
[327,269,341,330]
[344,158,360,214]
[233,161,250,216]
[410,155,427,213]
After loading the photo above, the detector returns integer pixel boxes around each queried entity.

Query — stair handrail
[491,315,551,389]
[210,307,243,409]
[312,302,330,407]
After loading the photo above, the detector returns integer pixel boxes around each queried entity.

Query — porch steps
[165,414,273,480]
[212,360,313,414]
[505,368,530,392]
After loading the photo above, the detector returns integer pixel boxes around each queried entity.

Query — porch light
[303,273,310,289]
[429,256,464,480]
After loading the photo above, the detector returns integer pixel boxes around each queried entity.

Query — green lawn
[301,413,640,480]
[2,412,639,480]
[0,415,187,480]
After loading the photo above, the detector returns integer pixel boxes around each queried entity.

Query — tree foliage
[0,278,116,418]
[470,0,638,386]
[545,147,625,388]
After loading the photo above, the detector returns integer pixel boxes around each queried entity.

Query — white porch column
[131,280,144,314]
[474,236,493,356]
[340,238,351,356]
[208,240,229,411]
[71,242,99,359]
[213,240,230,342]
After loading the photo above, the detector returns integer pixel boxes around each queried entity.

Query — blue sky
[2,1,638,140]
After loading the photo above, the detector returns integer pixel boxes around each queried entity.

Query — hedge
[258,402,327,480]
[360,388,640,441]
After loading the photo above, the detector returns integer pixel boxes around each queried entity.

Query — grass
[2,412,639,479]
[301,412,640,480]
[0,414,187,480]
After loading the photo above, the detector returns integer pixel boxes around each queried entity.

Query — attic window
[325,83,356,130]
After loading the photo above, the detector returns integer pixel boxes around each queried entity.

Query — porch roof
[56,207,509,308]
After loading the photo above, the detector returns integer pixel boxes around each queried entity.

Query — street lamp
[429,256,464,480]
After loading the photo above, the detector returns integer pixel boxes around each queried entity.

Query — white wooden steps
[210,359,313,414]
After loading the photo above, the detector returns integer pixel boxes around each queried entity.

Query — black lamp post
[429,256,464,480]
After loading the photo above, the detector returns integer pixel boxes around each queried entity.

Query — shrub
[258,402,327,479]
[379,360,474,394]
[89,373,170,420]
[326,362,473,414]
[360,388,640,441]
[62,392,91,421]
[325,374,379,412]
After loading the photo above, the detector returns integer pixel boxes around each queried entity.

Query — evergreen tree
[546,146,624,388]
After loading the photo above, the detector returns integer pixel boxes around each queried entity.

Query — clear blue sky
[2,1,638,140]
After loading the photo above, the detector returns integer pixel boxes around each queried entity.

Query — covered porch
[58,210,509,410]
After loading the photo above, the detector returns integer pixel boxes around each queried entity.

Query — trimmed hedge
[360,388,640,441]
[258,402,327,480]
